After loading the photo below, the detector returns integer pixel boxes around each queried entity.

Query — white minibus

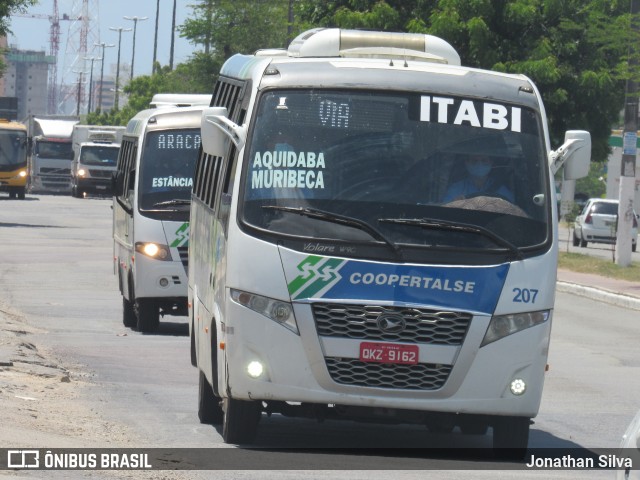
[189,28,591,455]
[113,105,205,332]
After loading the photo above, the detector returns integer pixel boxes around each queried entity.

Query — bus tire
[136,299,159,333]
[122,297,136,328]
[17,188,25,200]
[492,416,529,459]
[198,370,223,424]
[222,397,261,444]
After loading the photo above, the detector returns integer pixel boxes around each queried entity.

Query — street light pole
[84,56,101,115]
[94,42,115,112]
[153,0,160,74]
[170,0,176,70]
[123,16,148,80]
[109,26,132,111]
[72,70,86,116]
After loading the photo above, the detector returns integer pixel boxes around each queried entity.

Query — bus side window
[115,141,129,197]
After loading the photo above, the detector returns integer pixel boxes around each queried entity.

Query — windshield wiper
[378,217,523,260]
[152,199,191,208]
[263,205,402,259]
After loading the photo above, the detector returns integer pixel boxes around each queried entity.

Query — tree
[296,0,632,163]
[179,0,292,62]
[0,0,37,75]
[86,60,218,126]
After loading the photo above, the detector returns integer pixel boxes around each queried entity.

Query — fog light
[159,277,169,287]
[247,361,264,378]
[510,378,526,396]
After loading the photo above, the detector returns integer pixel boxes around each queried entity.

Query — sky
[7,0,196,85]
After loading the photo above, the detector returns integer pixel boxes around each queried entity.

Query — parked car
[573,198,638,252]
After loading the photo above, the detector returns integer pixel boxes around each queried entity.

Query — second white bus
[113,105,205,332]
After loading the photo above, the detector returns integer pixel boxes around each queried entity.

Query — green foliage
[559,252,640,282]
[295,0,632,164]
[85,59,218,126]
[101,0,636,158]
[0,0,37,74]
[179,0,292,59]
[576,161,607,199]
[0,0,35,36]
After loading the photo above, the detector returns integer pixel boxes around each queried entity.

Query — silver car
[573,198,638,252]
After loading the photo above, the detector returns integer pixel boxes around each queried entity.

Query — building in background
[0,36,7,95]
[2,46,54,119]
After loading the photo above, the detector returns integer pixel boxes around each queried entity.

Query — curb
[557,281,640,312]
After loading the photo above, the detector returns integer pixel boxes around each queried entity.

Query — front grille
[325,358,452,390]
[177,246,188,272]
[89,169,114,178]
[313,303,472,345]
[40,168,71,175]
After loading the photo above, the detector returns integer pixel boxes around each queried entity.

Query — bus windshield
[0,130,28,170]
[241,90,550,256]
[138,128,201,210]
[80,145,119,167]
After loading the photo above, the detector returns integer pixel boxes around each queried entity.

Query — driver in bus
[442,153,514,203]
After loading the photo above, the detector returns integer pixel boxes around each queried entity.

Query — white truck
[26,115,80,194]
[71,125,125,198]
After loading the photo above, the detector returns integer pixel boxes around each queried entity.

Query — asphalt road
[0,194,638,479]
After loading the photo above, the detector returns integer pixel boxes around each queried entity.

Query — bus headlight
[135,242,172,261]
[18,170,27,178]
[480,310,549,347]
[231,289,298,335]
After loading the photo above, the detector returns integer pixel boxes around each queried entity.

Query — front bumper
[221,299,550,418]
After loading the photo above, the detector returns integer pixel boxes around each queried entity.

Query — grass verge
[559,252,640,283]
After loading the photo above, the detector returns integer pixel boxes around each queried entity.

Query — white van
[113,105,204,332]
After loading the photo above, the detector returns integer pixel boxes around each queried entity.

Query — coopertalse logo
[170,222,189,247]
[288,255,346,300]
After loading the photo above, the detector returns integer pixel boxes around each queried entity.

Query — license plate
[359,342,419,365]
[96,185,107,190]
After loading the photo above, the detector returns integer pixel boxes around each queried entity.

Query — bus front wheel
[222,397,261,444]
[136,299,159,333]
[198,370,223,424]
[122,297,136,328]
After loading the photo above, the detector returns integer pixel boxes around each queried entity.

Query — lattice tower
[59,0,101,114]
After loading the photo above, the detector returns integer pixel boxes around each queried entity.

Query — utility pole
[616,0,639,267]
[84,56,101,114]
[124,16,148,80]
[73,71,85,116]
[153,0,160,74]
[109,26,132,110]
[170,0,176,70]
[95,42,115,112]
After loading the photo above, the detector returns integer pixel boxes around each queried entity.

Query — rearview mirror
[201,107,246,157]
[563,130,591,180]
